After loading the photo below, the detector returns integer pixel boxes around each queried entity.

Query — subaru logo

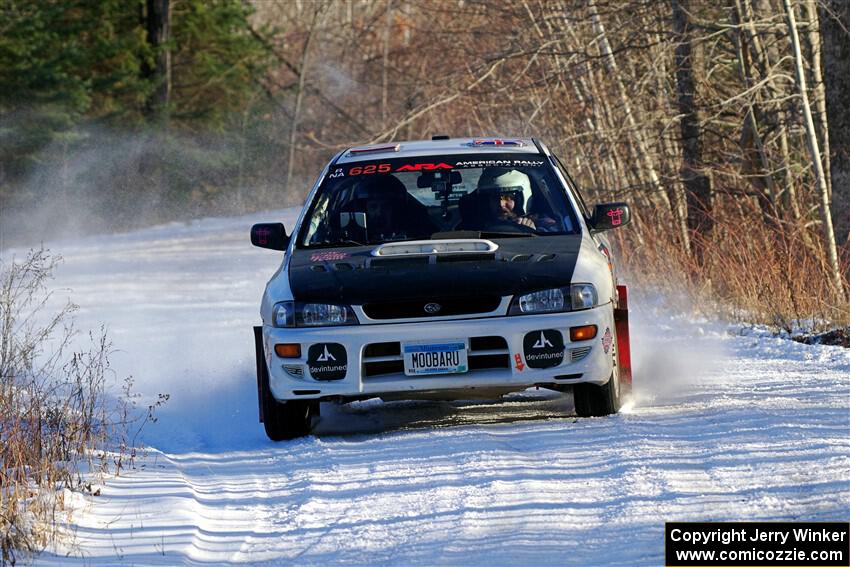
[424,302,442,314]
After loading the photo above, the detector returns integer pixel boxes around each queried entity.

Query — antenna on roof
[431,135,450,140]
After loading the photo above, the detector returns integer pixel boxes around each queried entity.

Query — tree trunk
[748,0,802,221]
[285,4,323,194]
[820,0,850,247]
[671,0,713,262]
[588,0,689,253]
[144,0,171,118]
[783,0,845,296]
[381,0,394,129]
[803,0,831,199]
[730,1,780,225]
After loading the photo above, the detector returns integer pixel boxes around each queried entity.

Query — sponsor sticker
[395,163,453,172]
[328,167,345,179]
[307,343,347,380]
[606,208,624,226]
[348,164,391,176]
[454,159,545,169]
[253,226,271,246]
[602,327,613,353]
[522,329,565,369]
[310,251,349,262]
[514,353,525,372]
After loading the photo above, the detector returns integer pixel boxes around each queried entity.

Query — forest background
[1,0,848,329]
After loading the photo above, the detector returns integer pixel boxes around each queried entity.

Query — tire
[262,394,315,441]
[257,345,315,441]
[573,371,621,417]
[573,357,624,417]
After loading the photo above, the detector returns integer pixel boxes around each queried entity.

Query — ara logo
[329,168,344,179]
[532,331,554,349]
[395,163,453,172]
[307,343,347,380]
[522,329,564,369]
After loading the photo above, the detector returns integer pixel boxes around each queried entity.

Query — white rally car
[251,137,633,440]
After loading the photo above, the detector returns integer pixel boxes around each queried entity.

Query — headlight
[272,301,358,327]
[570,284,597,310]
[509,284,598,315]
[517,288,565,314]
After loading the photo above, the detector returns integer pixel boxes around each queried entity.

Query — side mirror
[251,223,289,250]
[591,203,631,231]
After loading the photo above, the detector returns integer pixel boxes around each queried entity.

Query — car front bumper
[262,305,616,402]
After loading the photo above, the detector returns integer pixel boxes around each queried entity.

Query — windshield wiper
[309,239,366,248]
[477,231,538,238]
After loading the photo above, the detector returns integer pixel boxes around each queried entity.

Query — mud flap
[253,326,266,423]
[614,285,632,386]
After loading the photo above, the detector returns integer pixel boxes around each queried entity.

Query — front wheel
[255,329,316,440]
[262,392,316,441]
[573,371,621,417]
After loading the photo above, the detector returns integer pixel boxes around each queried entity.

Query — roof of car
[335,137,543,164]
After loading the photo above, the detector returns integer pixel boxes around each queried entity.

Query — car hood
[288,236,582,304]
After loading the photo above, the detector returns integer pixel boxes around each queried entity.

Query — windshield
[299,154,580,248]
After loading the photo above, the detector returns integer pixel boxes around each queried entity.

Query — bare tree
[285,2,325,194]
[589,0,690,253]
[783,0,844,296]
[672,0,713,261]
[820,0,850,246]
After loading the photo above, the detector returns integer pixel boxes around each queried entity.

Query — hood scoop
[369,239,498,268]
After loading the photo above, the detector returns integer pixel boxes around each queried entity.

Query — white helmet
[480,169,533,214]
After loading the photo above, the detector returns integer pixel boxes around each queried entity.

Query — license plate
[403,340,468,376]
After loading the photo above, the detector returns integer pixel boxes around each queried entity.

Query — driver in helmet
[478,168,537,230]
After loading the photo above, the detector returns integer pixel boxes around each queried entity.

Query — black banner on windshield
[326,154,546,180]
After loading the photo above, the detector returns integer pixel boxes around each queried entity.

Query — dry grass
[618,212,850,333]
[0,249,161,566]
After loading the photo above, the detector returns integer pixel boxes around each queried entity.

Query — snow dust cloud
[628,296,731,407]
[0,124,309,252]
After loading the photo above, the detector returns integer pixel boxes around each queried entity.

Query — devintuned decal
[514,353,525,372]
[310,251,349,262]
[602,327,613,353]
[307,343,347,380]
[522,329,565,369]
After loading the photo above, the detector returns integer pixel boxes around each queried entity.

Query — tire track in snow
[18,212,848,565]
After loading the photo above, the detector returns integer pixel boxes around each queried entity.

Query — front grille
[362,335,510,378]
[362,296,501,320]
[570,346,592,362]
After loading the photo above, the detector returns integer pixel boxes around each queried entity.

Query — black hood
[289,236,581,305]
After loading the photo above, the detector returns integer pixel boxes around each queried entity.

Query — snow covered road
[9,211,847,565]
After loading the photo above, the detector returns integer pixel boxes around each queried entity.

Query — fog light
[274,343,301,358]
[570,325,597,341]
